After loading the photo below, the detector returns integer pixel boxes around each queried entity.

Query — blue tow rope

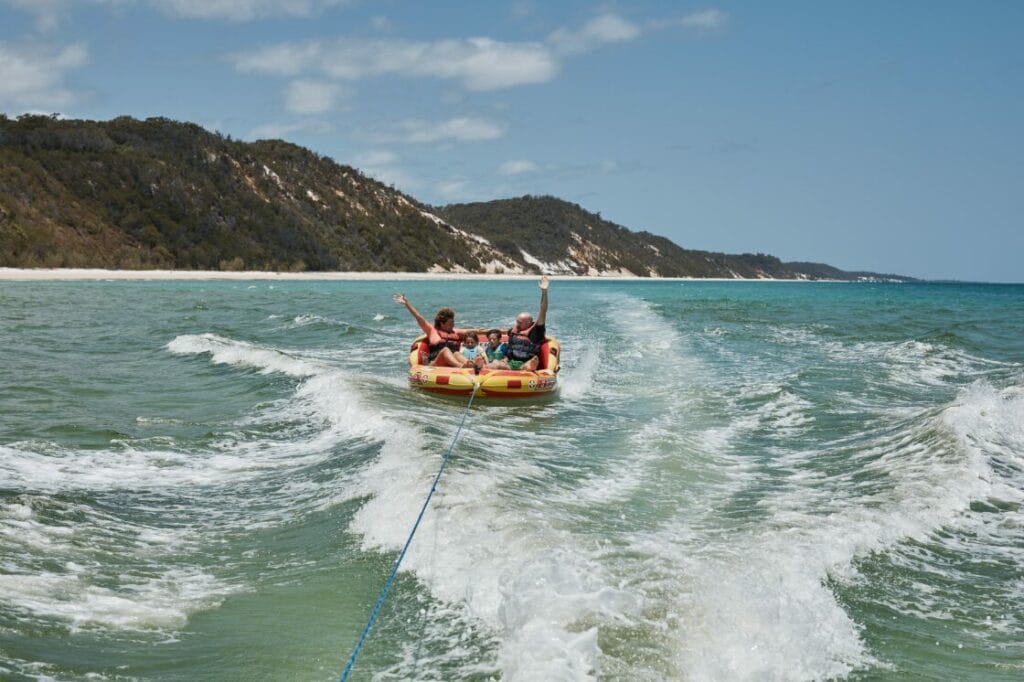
[340,382,481,681]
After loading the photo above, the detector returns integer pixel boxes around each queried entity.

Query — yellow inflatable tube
[407,334,560,399]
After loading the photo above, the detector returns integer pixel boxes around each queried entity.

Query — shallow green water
[1,279,1022,680]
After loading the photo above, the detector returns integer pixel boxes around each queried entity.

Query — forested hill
[0,115,909,280]
[0,115,491,271]
[435,197,909,280]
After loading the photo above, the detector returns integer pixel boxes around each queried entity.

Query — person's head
[513,312,533,332]
[462,331,478,347]
[487,329,502,346]
[434,307,455,330]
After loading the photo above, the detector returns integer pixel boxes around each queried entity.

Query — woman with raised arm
[393,293,479,368]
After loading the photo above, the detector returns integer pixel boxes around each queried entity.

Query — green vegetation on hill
[435,196,911,280]
[0,114,910,280]
[0,114,481,271]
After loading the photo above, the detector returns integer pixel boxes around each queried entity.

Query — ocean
[1,278,1022,681]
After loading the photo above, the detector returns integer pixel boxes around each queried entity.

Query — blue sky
[1,1,1021,281]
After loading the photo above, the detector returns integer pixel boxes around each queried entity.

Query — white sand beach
[0,268,803,282]
[0,268,604,282]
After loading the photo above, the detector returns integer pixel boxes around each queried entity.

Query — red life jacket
[427,327,461,362]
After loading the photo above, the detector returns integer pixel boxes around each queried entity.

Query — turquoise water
[1,279,1022,681]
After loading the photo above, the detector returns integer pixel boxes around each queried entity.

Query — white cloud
[679,9,729,29]
[231,41,324,76]
[650,9,730,31]
[363,165,415,190]
[153,0,352,22]
[155,0,335,21]
[510,2,534,20]
[350,150,415,189]
[0,0,348,26]
[353,149,398,166]
[227,10,728,100]
[233,37,557,91]
[0,42,88,111]
[547,13,641,56]
[389,117,505,144]
[1,0,69,30]
[497,159,538,176]
[369,15,391,31]
[284,79,341,114]
[248,118,331,140]
[437,179,470,201]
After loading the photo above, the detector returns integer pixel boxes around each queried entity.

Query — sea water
[1,279,1022,681]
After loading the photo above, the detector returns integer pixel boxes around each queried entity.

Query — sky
[1,1,1022,281]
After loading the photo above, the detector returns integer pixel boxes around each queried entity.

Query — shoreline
[0,267,835,282]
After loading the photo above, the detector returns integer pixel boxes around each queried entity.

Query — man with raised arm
[503,275,549,371]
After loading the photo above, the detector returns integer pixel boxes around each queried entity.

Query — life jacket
[484,342,507,361]
[427,327,461,361]
[506,325,541,362]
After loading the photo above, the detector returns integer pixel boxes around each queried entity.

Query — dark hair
[434,307,455,327]
[487,328,501,337]
[462,331,477,343]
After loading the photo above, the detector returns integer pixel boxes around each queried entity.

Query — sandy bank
[0,268,815,282]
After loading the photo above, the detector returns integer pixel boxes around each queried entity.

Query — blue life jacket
[484,342,507,361]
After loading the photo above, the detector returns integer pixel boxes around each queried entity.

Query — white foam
[645,379,1024,680]
[283,313,357,331]
[380,300,970,679]
[0,434,334,493]
[138,335,399,493]
[558,346,600,401]
[758,390,815,436]
[344,292,746,679]
[0,497,234,633]
[0,567,235,632]
[345,400,635,680]
[943,381,1024,467]
[769,326,1019,391]
[590,293,708,398]
[674,539,870,680]
[1,330,420,637]
[166,333,321,377]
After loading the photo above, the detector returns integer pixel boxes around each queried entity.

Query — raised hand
[393,293,408,305]
[539,275,549,291]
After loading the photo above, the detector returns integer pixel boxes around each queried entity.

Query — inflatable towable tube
[407,333,560,399]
